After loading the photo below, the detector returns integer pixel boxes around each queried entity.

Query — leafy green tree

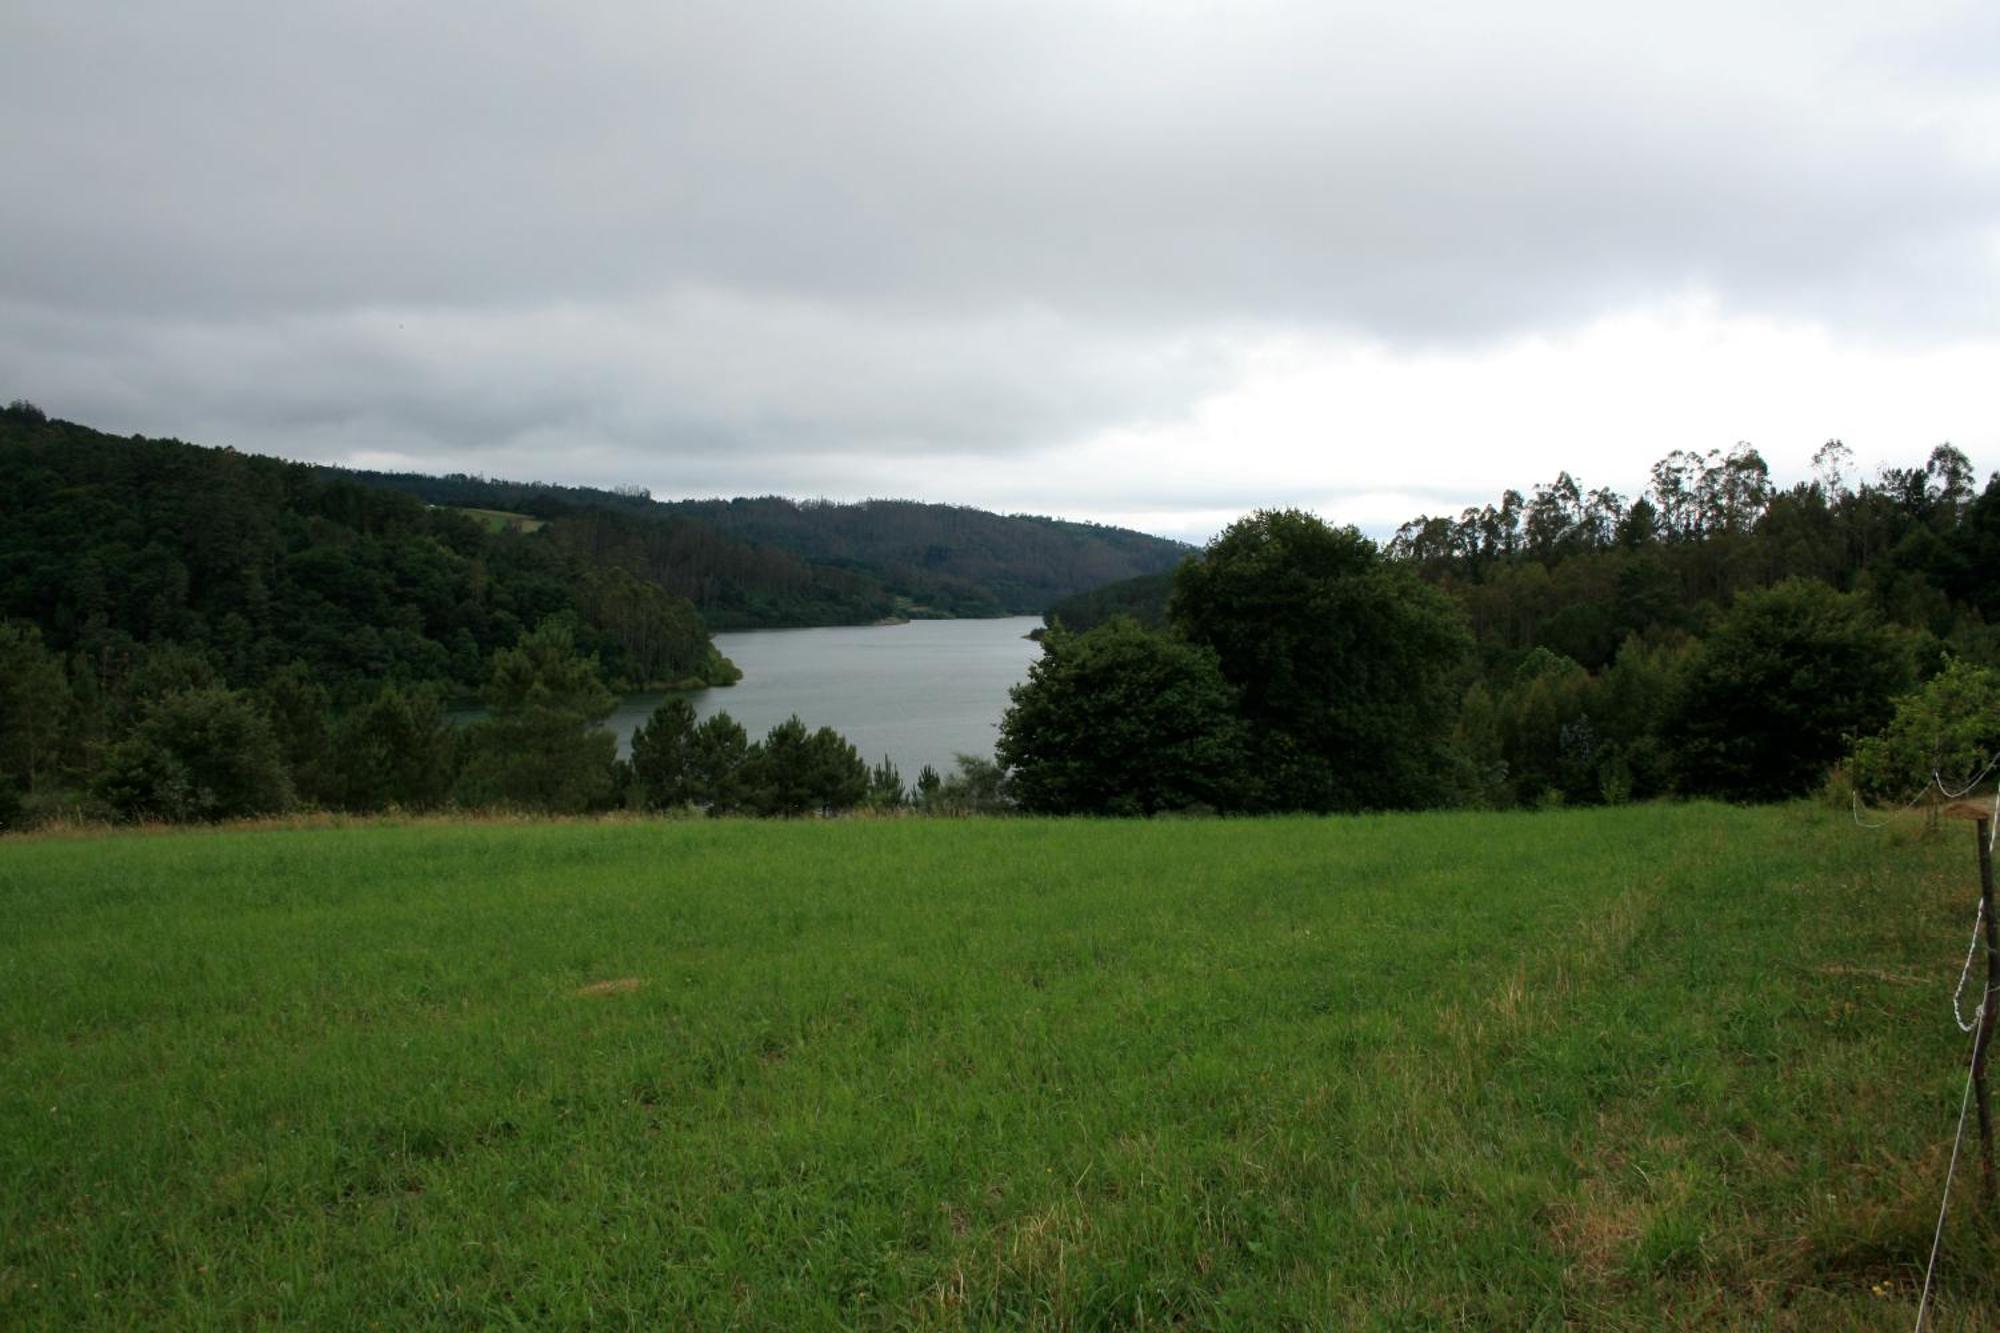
[95,688,293,822]
[456,713,616,814]
[1449,680,1509,807]
[998,618,1247,815]
[1669,579,1912,800]
[331,684,457,812]
[924,754,1013,815]
[483,618,617,717]
[256,662,336,807]
[454,620,618,813]
[630,697,700,809]
[1494,648,1598,806]
[1590,634,1691,802]
[0,621,71,794]
[687,712,750,812]
[1850,657,2000,802]
[1171,509,1471,811]
[112,641,224,728]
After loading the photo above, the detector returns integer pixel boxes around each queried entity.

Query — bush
[455,715,616,814]
[332,685,457,812]
[920,755,1014,815]
[1850,657,2000,802]
[95,688,293,822]
[998,618,1247,815]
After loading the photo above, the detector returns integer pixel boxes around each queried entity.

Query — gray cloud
[3,1,1995,533]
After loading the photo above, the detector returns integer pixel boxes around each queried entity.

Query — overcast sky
[3,1,1995,543]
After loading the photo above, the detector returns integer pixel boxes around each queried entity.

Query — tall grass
[1,805,1993,1328]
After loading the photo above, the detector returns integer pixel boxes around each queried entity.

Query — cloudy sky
[3,1,1995,542]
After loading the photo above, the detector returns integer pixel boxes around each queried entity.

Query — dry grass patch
[574,977,642,997]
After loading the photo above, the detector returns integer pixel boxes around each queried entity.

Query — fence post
[1974,817,1998,1210]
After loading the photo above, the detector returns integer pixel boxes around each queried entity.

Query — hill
[322,466,901,628]
[0,405,735,697]
[658,495,1190,618]
[332,468,1191,626]
[1042,567,1178,633]
[0,804,1990,1326]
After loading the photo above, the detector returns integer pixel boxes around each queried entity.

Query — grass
[1,804,1996,1329]
[447,507,546,534]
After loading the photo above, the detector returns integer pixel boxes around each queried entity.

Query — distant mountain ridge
[331,467,1192,627]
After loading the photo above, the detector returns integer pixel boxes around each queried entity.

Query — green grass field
[3,806,1996,1329]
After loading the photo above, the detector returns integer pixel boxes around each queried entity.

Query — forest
[4,399,1997,829]
[1029,440,2000,812]
[0,403,737,825]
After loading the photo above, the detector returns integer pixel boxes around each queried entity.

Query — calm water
[606,616,1046,779]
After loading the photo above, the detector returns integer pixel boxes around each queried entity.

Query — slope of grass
[1,805,1995,1328]
[447,506,546,534]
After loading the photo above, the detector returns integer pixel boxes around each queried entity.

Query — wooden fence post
[1974,817,1998,1210]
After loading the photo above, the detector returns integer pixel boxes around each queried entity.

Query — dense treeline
[1399,439,1998,808]
[0,402,743,826]
[1012,441,2000,814]
[336,467,1191,625]
[0,600,1000,828]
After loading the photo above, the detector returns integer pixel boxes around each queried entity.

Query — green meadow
[2,806,1996,1329]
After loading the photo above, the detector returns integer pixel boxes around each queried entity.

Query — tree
[629,697,700,809]
[921,754,1014,815]
[865,755,906,810]
[454,619,617,812]
[1170,509,1471,812]
[257,662,336,807]
[687,712,750,812]
[739,715,869,816]
[804,725,871,813]
[1493,648,1598,806]
[95,688,293,822]
[0,621,70,794]
[483,617,617,718]
[997,618,1247,815]
[1850,657,2000,802]
[1669,579,1912,800]
[332,684,456,811]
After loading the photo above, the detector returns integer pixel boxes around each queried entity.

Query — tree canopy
[999,618,1246,815]
[1170,510,1471,812]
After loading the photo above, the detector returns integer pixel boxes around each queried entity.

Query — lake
[605,616,1046,780]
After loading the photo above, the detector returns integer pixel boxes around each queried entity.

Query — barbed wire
[1953,900,1988,1034]
[1914,1004,1983,1333]
[1850,754,2000,831]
